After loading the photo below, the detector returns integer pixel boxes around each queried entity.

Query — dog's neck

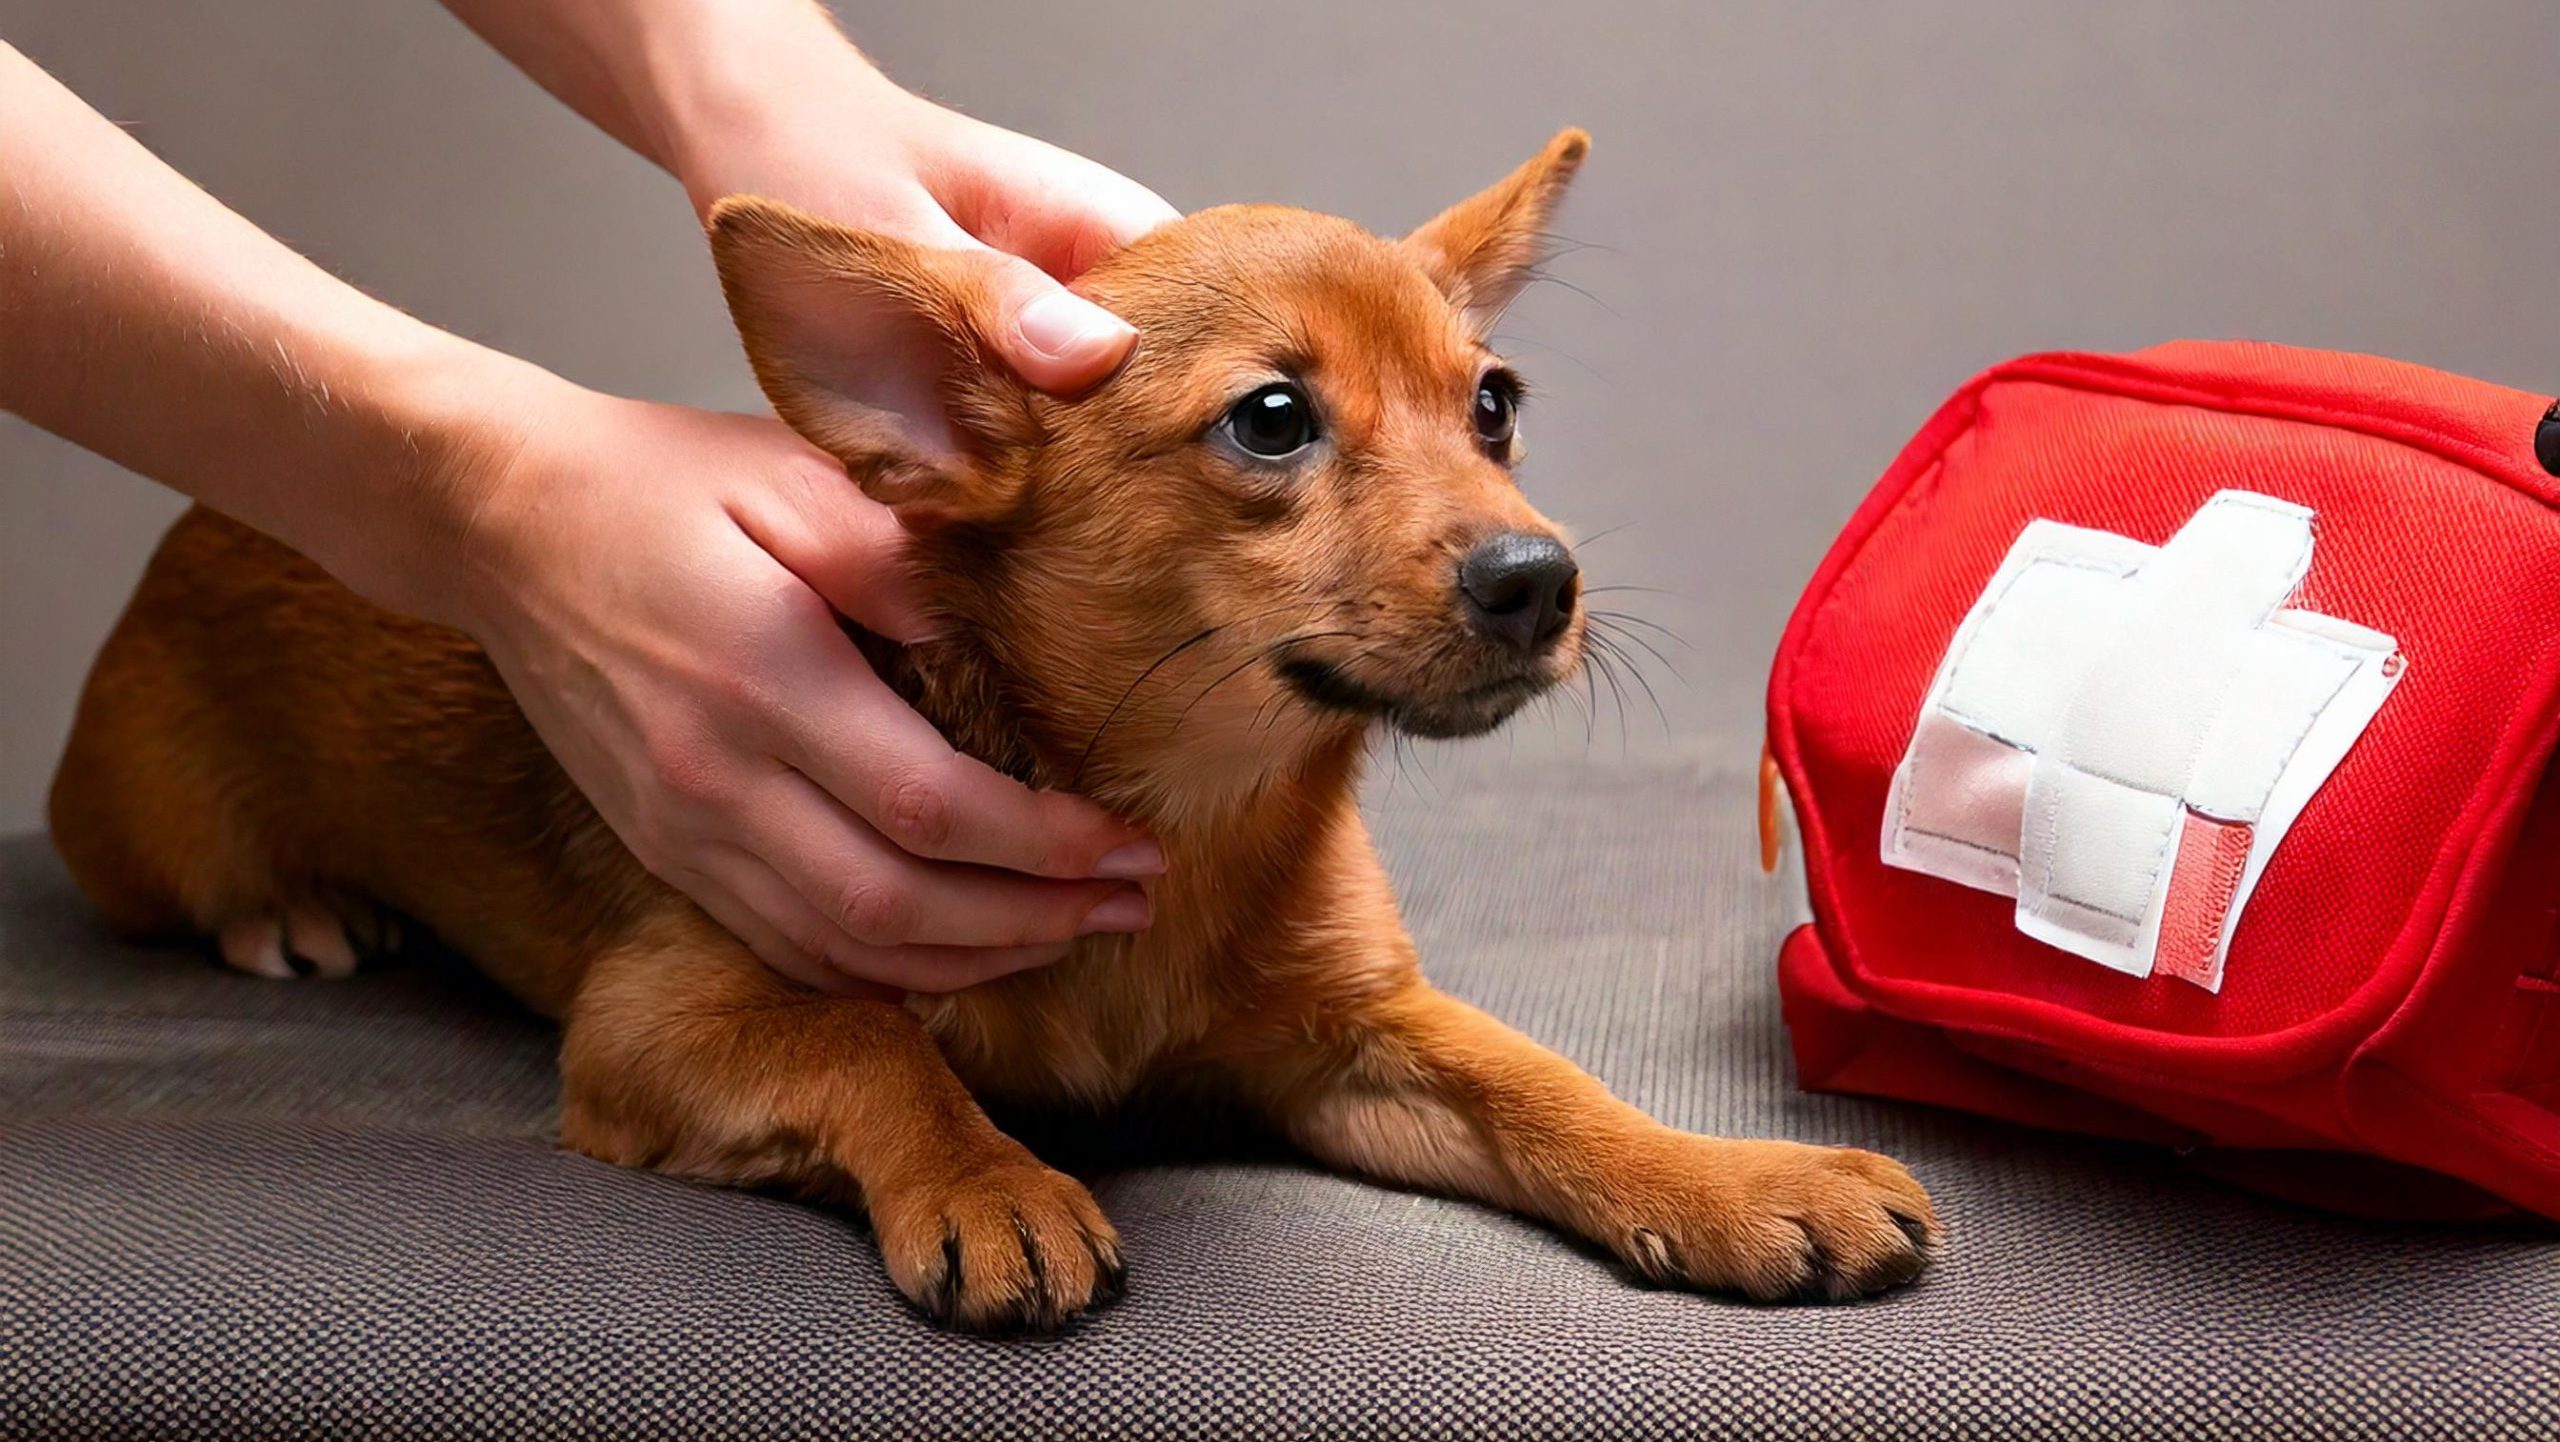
[866,628,1373,861]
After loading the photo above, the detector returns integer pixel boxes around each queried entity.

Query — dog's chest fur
[909,935,1215,1107]
[873,634,1377,1109]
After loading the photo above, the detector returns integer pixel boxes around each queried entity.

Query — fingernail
[1079,887,1152,936]
[1017,291,1136,364]
[1094,839,1166,880]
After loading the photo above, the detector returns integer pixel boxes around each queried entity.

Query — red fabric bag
[1762,340,2560,1219]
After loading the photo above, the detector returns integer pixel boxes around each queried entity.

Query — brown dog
[49,131,1935,1331]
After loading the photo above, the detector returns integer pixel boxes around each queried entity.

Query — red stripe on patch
[2155,812,2253,988]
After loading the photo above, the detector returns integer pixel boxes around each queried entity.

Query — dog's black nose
[1458,532,1578,652]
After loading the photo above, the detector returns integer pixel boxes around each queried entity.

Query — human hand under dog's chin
[424,387,1162,997]
[670,70,1178,394]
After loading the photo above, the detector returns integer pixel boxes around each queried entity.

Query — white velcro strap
[1880,490,2402,991]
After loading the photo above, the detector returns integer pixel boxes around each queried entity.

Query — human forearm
[0,40,562,624]
[434,0,895,216]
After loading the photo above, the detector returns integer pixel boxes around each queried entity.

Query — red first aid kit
[1763,340,2560,1220]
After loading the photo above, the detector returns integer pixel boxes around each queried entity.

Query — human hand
[440,2,1177,393]
[439,386,1165,996]
[666,59,1180,393]
[409,7,1182,991]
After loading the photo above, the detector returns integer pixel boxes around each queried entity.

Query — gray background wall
[5,1,2556,831]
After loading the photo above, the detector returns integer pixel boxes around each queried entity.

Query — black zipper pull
[2538,399,2560,478]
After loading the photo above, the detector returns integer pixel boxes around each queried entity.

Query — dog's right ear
[709,197,1034,526]
[1403,129,1590,335]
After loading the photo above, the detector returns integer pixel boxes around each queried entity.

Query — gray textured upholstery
[6,755,2558,1440]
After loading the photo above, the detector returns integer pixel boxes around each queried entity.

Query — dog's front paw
[1601,1135,1938,1303]
[869,1156,1125,1333]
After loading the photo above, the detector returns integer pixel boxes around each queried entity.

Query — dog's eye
[1222,383,1318,459]
[1474,372,1521,449]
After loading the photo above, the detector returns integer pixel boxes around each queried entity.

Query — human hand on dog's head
[667,61,1177,397]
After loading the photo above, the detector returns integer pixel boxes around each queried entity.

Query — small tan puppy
[51,131,1935,1332]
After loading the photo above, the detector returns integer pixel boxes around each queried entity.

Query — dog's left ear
[709,196,1035,527]
[1403,128,1590,334]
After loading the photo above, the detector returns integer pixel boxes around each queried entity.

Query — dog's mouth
[1276,655,1556,739]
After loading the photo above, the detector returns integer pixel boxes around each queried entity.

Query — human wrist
[346,333,592,639]
[641,4,912,217]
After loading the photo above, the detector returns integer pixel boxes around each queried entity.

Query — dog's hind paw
[215,902,397,980]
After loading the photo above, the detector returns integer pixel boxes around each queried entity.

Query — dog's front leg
[1219,975,1938,1301]
[557,916,1122,1332]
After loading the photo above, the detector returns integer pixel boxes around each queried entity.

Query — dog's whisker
[1591,651,1625,755]
[1587,617,1687,684]
[1077,599,1356,780]
[1586,643,1633,755]
[1573,651,1602,750]
[1486,331,1605,382]
[1532,228,1628,260]
[1570,520,1641,550]
[1587,637,1669,737]
[1251,685,1293,736]
[1587,608,1693,651]
[1256,638,1387,739]
[1545,667,1593,729]
[1589,620,1683,674]
[1076,623,1224,786]
[1170,626,1366,739]
[1579,583,1692,601]
[1521,265,1617,318]
[1401,723,1439,794]
[1262,627,1368,653]
[1556,680,1593,731]
[1173,658,1274,735]
[1291,686,1338,754]
[1386,725,1442,803]
[1588,631,1671,735]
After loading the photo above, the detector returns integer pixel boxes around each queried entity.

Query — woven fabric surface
[4,754,2556,1440]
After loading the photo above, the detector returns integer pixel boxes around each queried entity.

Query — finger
[839,939,1079,995]
[679,858,887,1000]
[1071,171,1181,253]
[936,139,1179,276]
[772,650,1162,880]
[897,177,1143,392]
[711,847,1074,995]
[734,447,938,644]
[975,175,1178,277]
[977,250,1138,395]
[752,771,1154,949]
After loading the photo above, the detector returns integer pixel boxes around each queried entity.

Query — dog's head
[711,131,1590,803]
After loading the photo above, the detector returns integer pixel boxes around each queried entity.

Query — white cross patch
[1881,490,2402,991]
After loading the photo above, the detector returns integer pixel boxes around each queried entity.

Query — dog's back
[51,504,644,1014]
